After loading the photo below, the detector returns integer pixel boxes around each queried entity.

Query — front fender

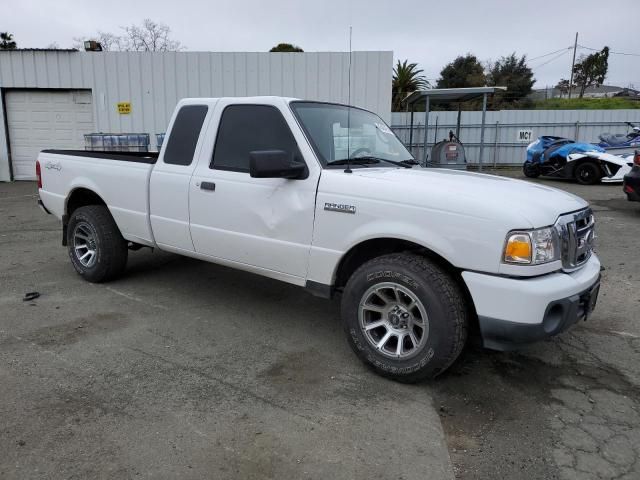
[307,203,512,286]
[339,219,460,269]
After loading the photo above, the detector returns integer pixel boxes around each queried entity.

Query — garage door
[6,90,94,180]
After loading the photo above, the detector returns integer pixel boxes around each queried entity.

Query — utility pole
[568,32,578,99]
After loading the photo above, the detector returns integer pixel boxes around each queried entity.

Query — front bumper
[462,254,601,351]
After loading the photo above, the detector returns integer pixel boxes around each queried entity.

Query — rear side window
[163,105,208,166]
[211,105,301,172]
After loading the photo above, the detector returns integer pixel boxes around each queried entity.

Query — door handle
[200,181,216,191]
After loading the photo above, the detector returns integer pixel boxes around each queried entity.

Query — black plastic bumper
[479,276,600,351]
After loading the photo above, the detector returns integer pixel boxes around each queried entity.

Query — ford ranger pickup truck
[36,96,601,382]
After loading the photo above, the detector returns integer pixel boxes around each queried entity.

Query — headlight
[503,227,559,265]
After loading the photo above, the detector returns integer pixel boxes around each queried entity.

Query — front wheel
[523,161,541,178]
[67,205,128,283]
[341,253,468,382]
[574,161,602,185]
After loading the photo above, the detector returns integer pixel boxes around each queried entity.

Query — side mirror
[249,150,307,179]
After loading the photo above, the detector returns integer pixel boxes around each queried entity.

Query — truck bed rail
[41,149,159,164]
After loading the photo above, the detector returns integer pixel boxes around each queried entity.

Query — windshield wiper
[327,156,413,168]
[351,156,413,168]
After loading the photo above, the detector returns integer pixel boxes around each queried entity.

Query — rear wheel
[574,161,602,185]
[67,205,128,283]
[341,253,468,382]
[523,161,541,178]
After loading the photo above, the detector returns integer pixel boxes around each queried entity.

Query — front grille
[555,208,595,272]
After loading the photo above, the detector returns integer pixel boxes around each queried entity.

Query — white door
[149,102,213,252]
[6,90,94,180]
[189,102,320,281]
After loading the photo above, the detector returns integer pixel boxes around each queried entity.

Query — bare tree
[555,79,575,98]
[72,31,124,51]
[97,31,124,51]
[73,19,183,52]
[122,19,183,51]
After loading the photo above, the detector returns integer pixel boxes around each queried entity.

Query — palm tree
[392,60,428,111]
[0,32,17,50]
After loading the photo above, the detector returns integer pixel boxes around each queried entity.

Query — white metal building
[0,50,392,181]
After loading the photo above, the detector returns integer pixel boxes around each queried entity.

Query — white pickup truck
[37,96,601,382]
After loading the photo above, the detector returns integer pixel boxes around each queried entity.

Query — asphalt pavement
[0,181,453,480]
[433,171,640,480]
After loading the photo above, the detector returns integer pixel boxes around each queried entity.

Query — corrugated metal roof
[405,87,507,105]
[0,48,79,52]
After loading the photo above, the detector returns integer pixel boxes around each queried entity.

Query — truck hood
[325,167,589,228]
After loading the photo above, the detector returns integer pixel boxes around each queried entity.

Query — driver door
[189,101,320,282]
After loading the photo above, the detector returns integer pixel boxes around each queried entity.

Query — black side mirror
[249,150,307,179]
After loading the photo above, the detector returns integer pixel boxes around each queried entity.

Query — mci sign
[517,129,534,143]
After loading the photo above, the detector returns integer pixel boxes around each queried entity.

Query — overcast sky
[7,0,639,89]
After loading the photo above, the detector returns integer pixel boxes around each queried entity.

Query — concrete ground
[1,173,639,480]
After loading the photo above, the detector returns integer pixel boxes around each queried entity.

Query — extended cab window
[164,105,208,166]
[211,105,301,172]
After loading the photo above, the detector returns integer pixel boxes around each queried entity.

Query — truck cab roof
[177,96,301,105]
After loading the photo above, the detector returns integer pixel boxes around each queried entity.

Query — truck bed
[38,149,158,246]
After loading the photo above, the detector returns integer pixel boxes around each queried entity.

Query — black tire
[574,161,602,185]
[523,161,541,178]
[341,253,468,383]
[66,205,128,283]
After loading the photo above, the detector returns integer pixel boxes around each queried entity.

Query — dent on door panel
[189,175,317,279]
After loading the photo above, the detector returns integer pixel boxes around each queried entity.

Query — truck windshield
[290,101,415,168]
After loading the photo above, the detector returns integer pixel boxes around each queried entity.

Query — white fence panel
[391,109,640,166]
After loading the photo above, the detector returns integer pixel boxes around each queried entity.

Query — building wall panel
[0,50,392,181]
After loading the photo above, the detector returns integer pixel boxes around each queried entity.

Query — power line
[531,49,570,70]
[528,46,572,62]
[578,44,640,57]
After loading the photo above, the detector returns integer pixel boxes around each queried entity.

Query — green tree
[436,54,486,89]
[392,60,428,111]
[0,32,17,50]
[573,46,610,98]
[487,53,535,107]
[269,43,303,52]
